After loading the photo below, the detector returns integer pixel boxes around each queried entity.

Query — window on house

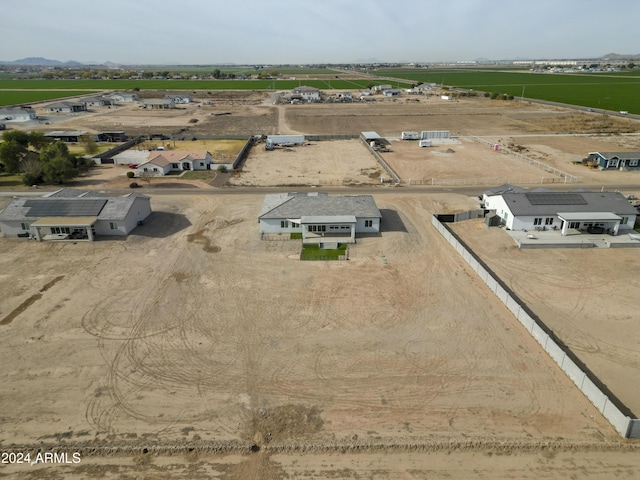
[621,217,629,225]
[534,218,542,225]
[281,220,288,228]
[630,159,638,167]
[21,223,30,231]
[545,218,554,225]
[109,222,118,230]
[200,162,204,167]
[365,220,373,227]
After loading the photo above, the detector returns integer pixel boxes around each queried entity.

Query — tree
[27,131,51,151]
[2,130,30,147]
[0,140,27,173]
[79,135,99,155]
[40,141,70,163]
[42,156,77,184]
[139,170,155,185]
[20,152,43,186]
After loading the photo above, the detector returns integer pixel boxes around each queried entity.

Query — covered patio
[31,216,97,241]
[300,215,356,246]
[557,212,623,236]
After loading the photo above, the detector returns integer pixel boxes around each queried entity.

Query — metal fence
[360,137,401,184]
[431,213,639,438]
[404,176,570,186]
[466,135,578,183]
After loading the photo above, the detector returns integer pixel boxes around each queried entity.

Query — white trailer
[401,131,420,140]
[419,140,432,147]
[265,135,305,150]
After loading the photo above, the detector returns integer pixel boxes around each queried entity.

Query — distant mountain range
[1,54,639,67]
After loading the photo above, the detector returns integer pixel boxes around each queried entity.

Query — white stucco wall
[355,217,380,233]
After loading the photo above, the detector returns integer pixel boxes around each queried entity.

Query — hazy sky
[1,0,637,64]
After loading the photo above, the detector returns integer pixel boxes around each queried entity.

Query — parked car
[128,164,139,169]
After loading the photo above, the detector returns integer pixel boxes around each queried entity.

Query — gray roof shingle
[259,193,381,219]
[503,192,638,216]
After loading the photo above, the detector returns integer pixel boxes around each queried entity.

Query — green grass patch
[301,243,348,261]
[0,90,100,107]
[0,173,24,189]
[290,232,302,239]
[181,170,217,181]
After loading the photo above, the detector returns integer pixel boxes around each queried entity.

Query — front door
[182,162,191,170]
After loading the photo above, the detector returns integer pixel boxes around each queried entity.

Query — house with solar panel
[0,188,151,241]
[483,190,637,236]
[259,192,381,245]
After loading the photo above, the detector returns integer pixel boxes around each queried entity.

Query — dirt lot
[2,91,640,478]
[229,139,383,186]
[381,137,566,185]
[1,192,636,479]
[449,218,640,415]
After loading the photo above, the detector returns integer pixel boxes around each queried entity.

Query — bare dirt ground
[228,139,383,186]
[1,193,637,479]
[381,137,566,185]
[2,91,640,478]
[449,218,640,416]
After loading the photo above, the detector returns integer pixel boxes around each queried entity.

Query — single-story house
[106,92,139,103]
[164,94,192,104]
[83,97,112,107]
[43,101,88,113]
[372,84,393,92]
[258,192,381,244]
[137,150,213,175]
[585,152,640,170]
[142,98,176,109]
[0,107,37,122]
[383,89,402,97]
[0,188,151,241]
[480,184,528,207]
[44,130,88,142]
[291,86,320,102]
[483,190,637,236]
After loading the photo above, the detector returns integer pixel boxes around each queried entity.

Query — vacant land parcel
[229,139,384,186]
[0,193,625,478]
[449,218,640,417]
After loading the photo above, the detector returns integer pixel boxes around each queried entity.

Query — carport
[557,212,622,236]
[31,216,97,241]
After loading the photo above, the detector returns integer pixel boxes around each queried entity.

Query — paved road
[5,182,637,200]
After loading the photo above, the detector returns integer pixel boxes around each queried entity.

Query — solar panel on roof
[24,199,107,217]
[525,193,587,205]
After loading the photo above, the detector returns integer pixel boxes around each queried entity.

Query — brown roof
[141,150,209,167]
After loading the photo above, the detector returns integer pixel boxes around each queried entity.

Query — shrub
[129,182,140,188]
[217,165,228,173]
[126,171,135,178]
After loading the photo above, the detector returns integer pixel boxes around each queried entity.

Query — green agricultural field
[0,77,410,106]
[0,90,101,107]
[373,68,640,114]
